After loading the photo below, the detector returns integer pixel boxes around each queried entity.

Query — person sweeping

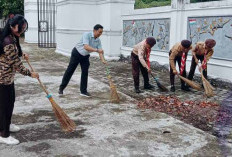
[131,37,156,93]
[169,40,192,92]
[59,24,104,97]
[188,39,216,81]
[0,15,39,145]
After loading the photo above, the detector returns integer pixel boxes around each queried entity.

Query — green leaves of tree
[0,0,24,18]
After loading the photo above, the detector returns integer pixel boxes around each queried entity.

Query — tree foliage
[135,0,171,9]
[0,0,24,18]
[134,0,221,9]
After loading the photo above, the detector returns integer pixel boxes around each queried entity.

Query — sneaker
[181,85,190,91]
[58,89,63,96]
[144,84,155,90]
[135,89,143,94]
[0,136,19,145]
[10,124,20,132]
[170,85,175,92]
[80,92,91,97]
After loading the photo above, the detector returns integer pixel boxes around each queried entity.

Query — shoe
[144,84,154,90]
[58,89,63,96]
[135,89,143,93]
[170,85,175,92]
[80,92,91,97]
[10,124,20,132]
[186,85,191,89]
[181,85,190,91]
[0,136,19,145]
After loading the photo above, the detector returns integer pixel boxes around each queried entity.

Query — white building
[25,0,232,82]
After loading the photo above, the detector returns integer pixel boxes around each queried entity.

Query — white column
[24,0,38,43]
[56,0,98,55]
[98,0,135,57]
[56,0,135,57]
[170,0,187,46]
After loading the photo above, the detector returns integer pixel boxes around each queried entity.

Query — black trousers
[60,48,90,93]
[131,52,149,89]
[169,52,186,86]
[0,83,15,138]
[188,55,207,80]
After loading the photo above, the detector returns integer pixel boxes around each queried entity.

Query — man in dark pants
[59,24,104,97]
[169,40,192,92]
[188,39,216,81]
[131,37,156,93]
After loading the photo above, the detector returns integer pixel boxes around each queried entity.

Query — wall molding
[121,46,232,68]
[57,0,134,7]
[56,28,121,36]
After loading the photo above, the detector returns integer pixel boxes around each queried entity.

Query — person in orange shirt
[169,40,192,92]
[131,37,156,93]
[188,39,216,81]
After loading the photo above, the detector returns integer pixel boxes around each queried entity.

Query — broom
[26,60,76,132]
[177,74,202,91]
[99,53,120,103]
[150,73,168,92]
[193,55,215,97]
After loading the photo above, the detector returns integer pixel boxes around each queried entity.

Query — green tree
[135,0,171,9]
[0,0,24,18]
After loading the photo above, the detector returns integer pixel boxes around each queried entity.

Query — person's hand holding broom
[173,69,178,75]
[98,50,107,64]
[22,53,39,79]
[31,72,39,79]
[23,52,29,60]
[147,67,151,73]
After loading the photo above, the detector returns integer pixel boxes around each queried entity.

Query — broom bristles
[150,74,168,92]
[49,97,76,132]
[201,73,215,97]
[178,75,202,91]
[26,60,76,132]
[156,80,168,92]
[108,77,120,103]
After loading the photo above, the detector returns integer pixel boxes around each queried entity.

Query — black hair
[181,40,192,48]
[0,28,3,37]
[0,14,28,56]
[146,37,156,47]
[94,24,103,31]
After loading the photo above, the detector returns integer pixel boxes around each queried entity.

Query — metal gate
[37,0,56,48]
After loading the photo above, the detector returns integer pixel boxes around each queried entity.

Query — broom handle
[193,55,207,79]
[26,60,49,95]
[193,55,203,73]
[99,53,110,75]
[150,73,158,81]
[99,53,107,64]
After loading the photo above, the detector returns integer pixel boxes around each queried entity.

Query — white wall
[24,0,232,81]
[56,0,134,57]
[121,0,232,82]
[24,0,38,43]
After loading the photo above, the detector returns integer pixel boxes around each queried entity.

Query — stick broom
[26,60,76,132]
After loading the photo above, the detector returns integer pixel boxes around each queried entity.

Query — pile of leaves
[137,95,226,132]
